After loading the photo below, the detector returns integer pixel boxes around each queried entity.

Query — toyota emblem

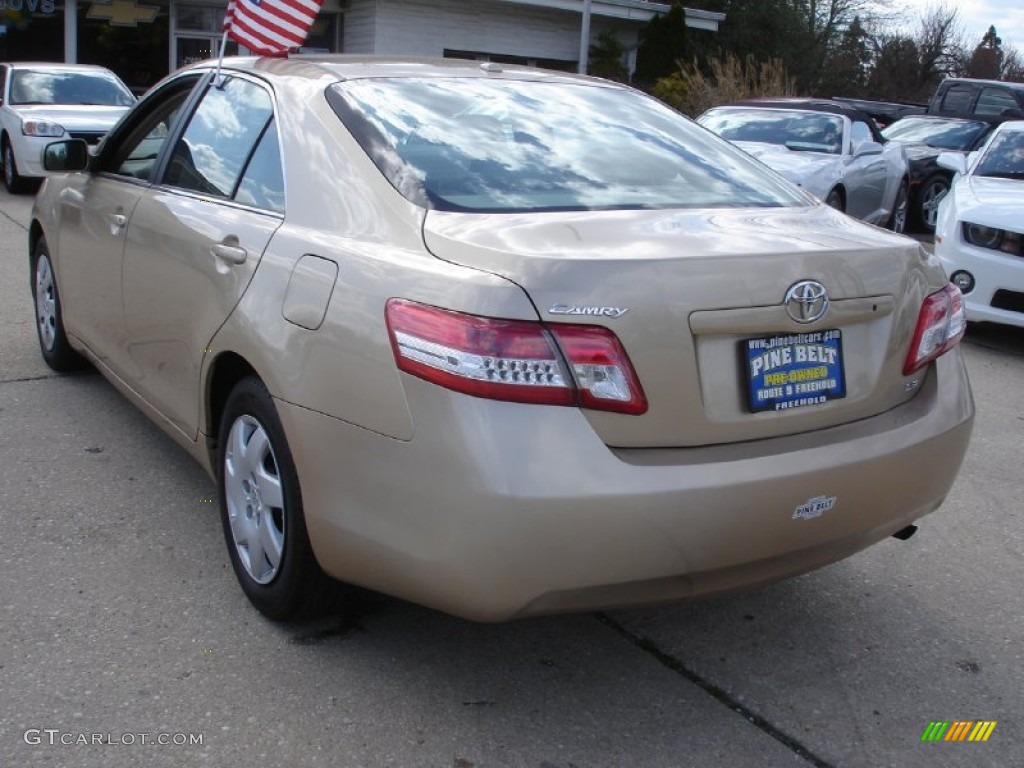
[784,280,829,324]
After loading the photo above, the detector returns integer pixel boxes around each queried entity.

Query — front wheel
[825,188,844,212]
[917,174,950,234]
[32,238,86,371]
[888,179,909,234]
[3,139,26,194]
[218,377,342,620]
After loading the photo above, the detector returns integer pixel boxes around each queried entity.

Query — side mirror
[937,151,967,176]
[852,140,883,158]
[43,139,90,172]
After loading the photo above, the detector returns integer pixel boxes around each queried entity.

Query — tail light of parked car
[903,284,967,375]
[386,299,647,414]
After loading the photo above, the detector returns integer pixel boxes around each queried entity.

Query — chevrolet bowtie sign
[87,0,159,26]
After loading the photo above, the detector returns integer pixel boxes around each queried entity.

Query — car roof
[991,119,1024,134]
[939,77,1024,92]
[4,62,119,74]
[203,54,608,87]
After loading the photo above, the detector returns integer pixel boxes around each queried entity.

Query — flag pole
[214,30,229,87]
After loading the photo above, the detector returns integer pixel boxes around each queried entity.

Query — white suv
[0,62,135,193]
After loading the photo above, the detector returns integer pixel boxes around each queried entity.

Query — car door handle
[211,243,247,265]
[110,214,127,234]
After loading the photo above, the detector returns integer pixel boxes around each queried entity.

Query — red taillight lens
[903,284,967,375]
[386,299,647,414]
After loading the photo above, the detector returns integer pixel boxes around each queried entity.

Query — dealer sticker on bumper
[744,330,846,412]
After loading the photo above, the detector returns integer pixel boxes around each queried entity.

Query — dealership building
[0,0,722,92]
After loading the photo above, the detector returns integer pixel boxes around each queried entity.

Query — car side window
[975,87,1018,117]
[0,66,7,105]
[940,85,974,114]
[162,76,274,199]
[850,120,872,149]
[234,119,285,213]
[102,87,193,181]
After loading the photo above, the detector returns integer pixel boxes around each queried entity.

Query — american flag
[222,0,324,56]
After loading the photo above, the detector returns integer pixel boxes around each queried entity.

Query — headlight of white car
[962,222,1022,254]
[22,120,66,138]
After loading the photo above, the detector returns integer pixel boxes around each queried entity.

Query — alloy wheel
[223,414,286,585]
[35,253,58,352]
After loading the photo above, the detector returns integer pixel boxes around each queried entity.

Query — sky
[881,0,1024,56]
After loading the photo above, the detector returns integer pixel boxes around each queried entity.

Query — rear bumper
[278,350,973,621]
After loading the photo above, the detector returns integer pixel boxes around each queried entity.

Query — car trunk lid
[422,205,941,448]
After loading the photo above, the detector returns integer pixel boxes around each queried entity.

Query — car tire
[32,237,87,372]
[3,138,27,194]
[917,174,950,234]
[217,377,344,621]
[825,188,844,211]
[888,179,909,234]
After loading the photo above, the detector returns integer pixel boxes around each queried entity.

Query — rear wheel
[888,179,909,234]
[32,237,86,371]
[917,174,950,233]
[218,377,343,620]
[3,139,26,194]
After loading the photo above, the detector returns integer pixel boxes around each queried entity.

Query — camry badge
[549,304,630,318]
[792,495,837,520]
[784,280,829,324]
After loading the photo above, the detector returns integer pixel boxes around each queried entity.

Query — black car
[882,114,999,233]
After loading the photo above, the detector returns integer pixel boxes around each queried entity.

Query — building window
[77,0,170,93]
[0,0,65,62]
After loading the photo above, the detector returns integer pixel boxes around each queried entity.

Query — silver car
[699,100,909,232]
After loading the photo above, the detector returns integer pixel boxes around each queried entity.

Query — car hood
[734,141,839,175]
[733,141,839,194]
[423,205,942,448]
[956,177,1024,224]
[901,143,942,162]
[6,104,129,131]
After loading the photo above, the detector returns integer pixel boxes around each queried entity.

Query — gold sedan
[30,56,974,622]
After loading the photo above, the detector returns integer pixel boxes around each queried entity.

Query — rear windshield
[10,69,134,107]
[882,117,987,150]
[328,78,808,213]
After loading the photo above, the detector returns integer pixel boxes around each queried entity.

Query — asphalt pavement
[1,186,1022,768]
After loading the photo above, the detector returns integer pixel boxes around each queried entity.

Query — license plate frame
[743,330,846,413]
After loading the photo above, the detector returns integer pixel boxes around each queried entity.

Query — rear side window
[163,76,274,200]
[975,87,1020,117]
[235,120,285,213]
[939,85,974,114]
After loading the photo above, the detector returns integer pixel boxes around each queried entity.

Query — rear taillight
[386,299,647,414]
[903,284,966,375]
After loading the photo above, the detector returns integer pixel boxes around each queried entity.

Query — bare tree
[865,4,964,101]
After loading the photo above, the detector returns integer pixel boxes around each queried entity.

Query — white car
[699,100,909,233]
[0,62,135,193]
[935,120,1024,328]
